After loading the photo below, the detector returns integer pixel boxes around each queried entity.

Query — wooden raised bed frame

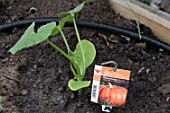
[109,0,170,45]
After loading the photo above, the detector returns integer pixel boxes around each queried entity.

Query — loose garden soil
[0,0,170,113]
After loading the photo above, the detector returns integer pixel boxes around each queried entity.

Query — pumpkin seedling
[9,0,96,91]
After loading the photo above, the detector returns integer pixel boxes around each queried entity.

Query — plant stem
[70,63,78,79]
[58,27,70,52]
[72,17,85,76]
[46,39,73,63]
[72,18,82,43]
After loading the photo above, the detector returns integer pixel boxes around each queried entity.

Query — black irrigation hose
[0,17,170,51]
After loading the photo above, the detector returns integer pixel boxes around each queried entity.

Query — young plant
[123,0,142,39]
[9,0,96,91]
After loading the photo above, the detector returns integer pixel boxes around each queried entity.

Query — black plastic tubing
[0,17,170,51]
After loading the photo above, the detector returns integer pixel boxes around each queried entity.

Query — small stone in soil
[21,89,28,96]
[9,58,14,62]
[77,101,81,107]
[58,69,62,74]
[33,64,37,69]
[152,56,156,60]
[71,93,75,99]
[121,35,131,42]
[146,68,151,74]
[135,42,146,49]
[5,44,11,49]
[159,48,164,52]
[7,6,12,10]
[11,15,18,21]
[110,34,118,39]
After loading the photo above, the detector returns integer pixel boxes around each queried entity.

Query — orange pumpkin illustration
[98,83,127,106]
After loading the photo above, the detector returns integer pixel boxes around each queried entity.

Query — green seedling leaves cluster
[9,0,96,91]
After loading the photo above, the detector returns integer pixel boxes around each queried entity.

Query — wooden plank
[109,0,170,45]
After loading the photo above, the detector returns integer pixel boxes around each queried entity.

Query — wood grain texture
[109,0,170,45]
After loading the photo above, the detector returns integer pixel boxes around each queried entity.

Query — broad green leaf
[74,40,96,78]
[68,79,91,91]
[73,41,85,77]
[9,22,56,54]
[69,2,85,14]
[70,0,91,14]
[81,40,96,68]
[57,0,92,17]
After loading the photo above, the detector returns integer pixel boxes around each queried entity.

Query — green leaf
[57,0,92,17]
[68,79,91,91]
[81,40,96,68]
[69,2,85,14]
[85,0,92,3]
[70,0,91,13]
[74,40,96,79]
[59,15,73,27]
[9,22,56,54]
[68,50,74,57]
[51,26,59,36]
[51,15,73,36]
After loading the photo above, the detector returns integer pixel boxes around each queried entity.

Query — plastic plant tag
[91,62,131,112]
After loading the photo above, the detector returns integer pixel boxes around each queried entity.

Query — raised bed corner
[109,0,170,45]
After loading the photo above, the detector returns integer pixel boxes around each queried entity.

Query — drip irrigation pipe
[0,17,170,51]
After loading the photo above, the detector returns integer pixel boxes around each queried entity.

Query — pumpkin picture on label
[98,83,127,106]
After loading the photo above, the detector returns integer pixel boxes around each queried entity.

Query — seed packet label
[91,65,131,108]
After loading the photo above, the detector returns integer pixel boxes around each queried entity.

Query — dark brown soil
[0,0,170,113]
